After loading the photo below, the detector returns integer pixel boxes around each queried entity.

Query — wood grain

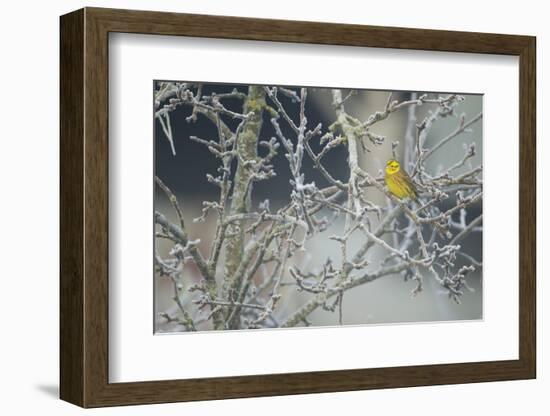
[60,7,536,408]
[59,8,84,406]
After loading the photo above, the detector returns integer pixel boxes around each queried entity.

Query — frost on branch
[154,82,483,332]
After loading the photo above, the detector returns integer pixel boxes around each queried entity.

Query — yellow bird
[385,159,419,201]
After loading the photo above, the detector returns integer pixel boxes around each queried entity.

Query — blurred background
[154,82,482,333]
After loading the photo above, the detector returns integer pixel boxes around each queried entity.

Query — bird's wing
[397,171,418,199]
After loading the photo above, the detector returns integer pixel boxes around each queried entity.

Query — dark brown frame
[60,7,536,408]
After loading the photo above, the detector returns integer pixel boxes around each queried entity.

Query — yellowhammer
[385,159,419,201]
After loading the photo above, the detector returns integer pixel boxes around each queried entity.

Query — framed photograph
[60,7,536,408]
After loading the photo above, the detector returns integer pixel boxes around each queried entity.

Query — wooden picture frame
[60,7,536,408]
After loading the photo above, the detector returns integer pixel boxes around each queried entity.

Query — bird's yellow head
[386,159,401,175]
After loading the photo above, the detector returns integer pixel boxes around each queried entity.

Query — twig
[423,112,482,161]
